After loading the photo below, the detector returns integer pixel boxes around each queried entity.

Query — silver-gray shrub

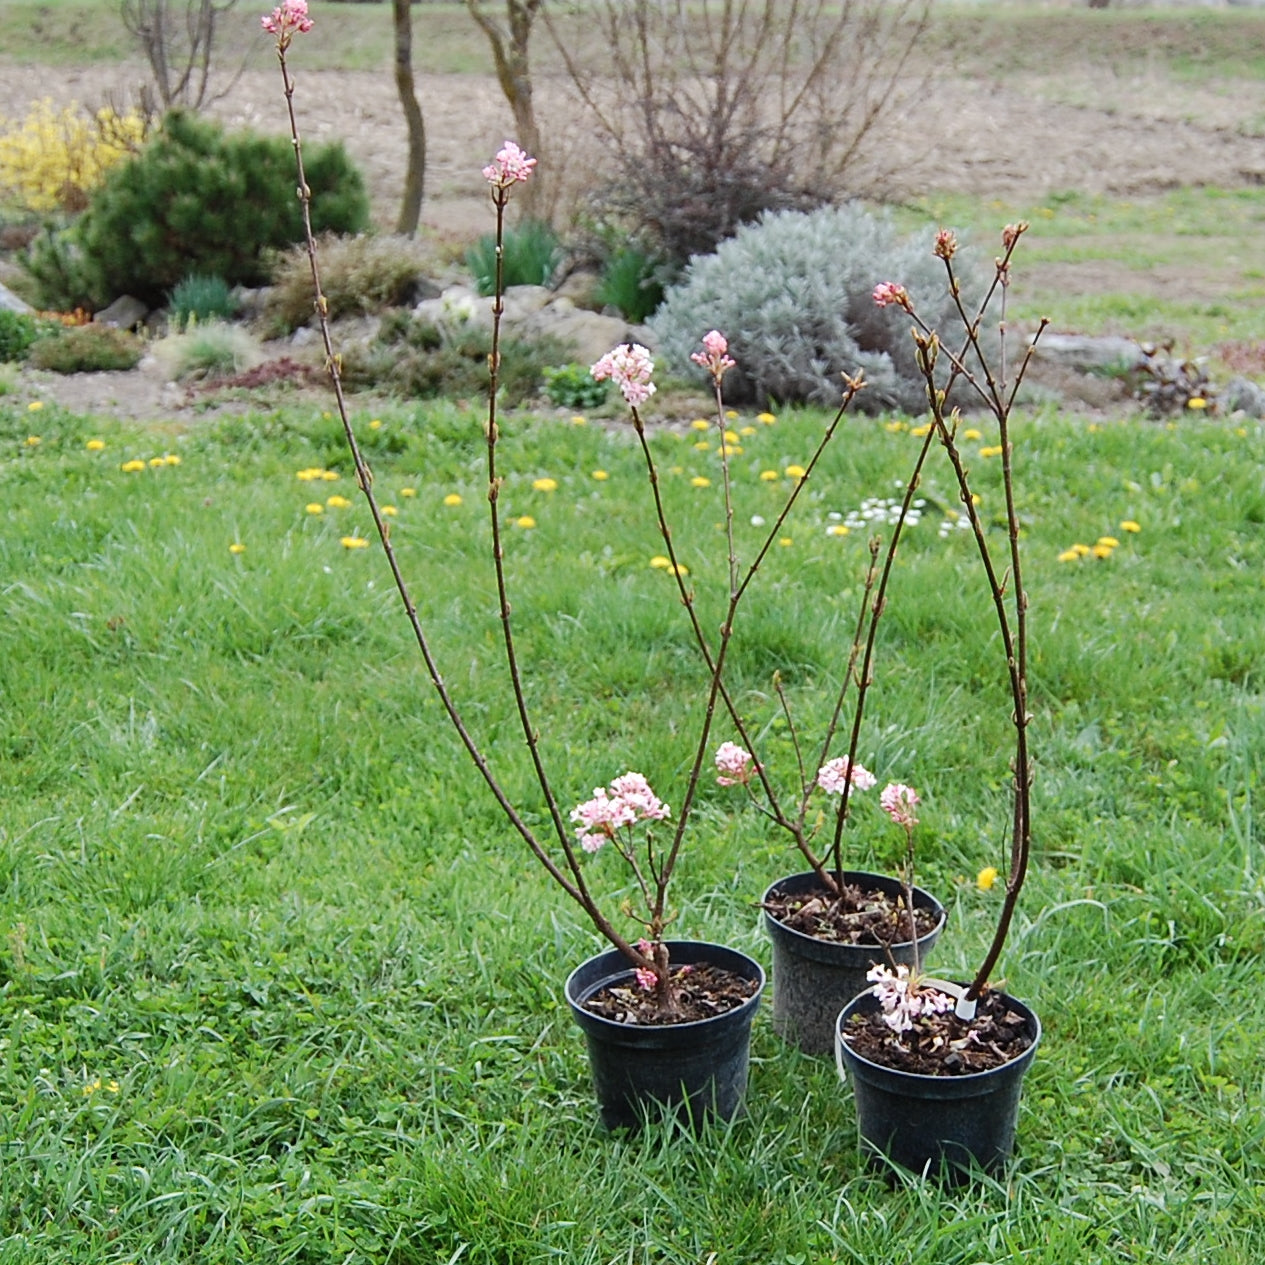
[650,204,992,413]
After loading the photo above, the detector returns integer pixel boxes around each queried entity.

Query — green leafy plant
[20,109,369,310]
[27,324,143,372]
[541,362,610,409]
[168,274,238,330]
[466,218,560,297]
[0,309,45,362]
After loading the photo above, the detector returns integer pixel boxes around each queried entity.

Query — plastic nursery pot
[762,871,946,1056]
[564,940,765,1131]
[834,987,1042,1180]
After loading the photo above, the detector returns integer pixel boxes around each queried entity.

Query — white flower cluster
[866,964,955,1035]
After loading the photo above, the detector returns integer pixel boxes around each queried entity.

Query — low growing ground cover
[1,391,1263,1261]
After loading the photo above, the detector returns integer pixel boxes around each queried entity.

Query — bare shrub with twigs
[548,0,931,268]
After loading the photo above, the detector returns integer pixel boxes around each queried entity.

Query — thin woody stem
[274,47,653,976]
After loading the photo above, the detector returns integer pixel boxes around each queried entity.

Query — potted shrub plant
[832,228,1045,1178]
[262,2,872,1130]
[639,316,956,1057]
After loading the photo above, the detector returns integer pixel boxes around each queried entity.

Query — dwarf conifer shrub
[649,204,989,412]
[21,110,368,310]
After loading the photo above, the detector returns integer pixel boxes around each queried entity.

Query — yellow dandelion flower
[381,505,398,517]
[164,454,181,466]
[690,418,710,431]
[723,429,739,442]
[1071,543,1091,557]
[1236,426,1248,437]
[668,562,688,576]
[739,426,756,437]
[321,471,339,481]
[592,470,609,481]
[962,428,982,441]
[693,441,711,451]
[827,524,849,537]
[27,401,43,412]
[884,420,906,433]
[532,477,558,492]
[785,464,807,478]
[1120,520,1141,533]
[443,493,463,507]
[515,515,537,529]
[757,412,776,425]
[1096,536,1120,549]
[340,535,370,549]
[305,503,324,514]
[1057,549,1080,563]
[229,543,246,554]
[400,487,417,498]
[326,495,352,508]
[148,457,165,468]
[971,493,982,506]
[977,866,999,891]
[649,555,672,569]
[759,470,779,482]
[296,467,323,481]
[571,415,587,426]
[1091,543,1113,559]
[82,1078,101,1095]
[86,439,106,451]
[25,435,40,446]
[979,445,1004,458]
[778,537,793,548]
[368,418,382,430]
[910,423,932,437]
[725,409,739,419]
[691,476,712,488]
[120,459,145,472]
[719,444,743,456]
[1187,397,1208,410]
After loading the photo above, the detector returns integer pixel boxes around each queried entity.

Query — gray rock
[0,282,32,314]
[1222,376,1265,418]
[522,303,653,367]
[290,326,319,348]
[1031,333,1145,372]
[94,295,149,330]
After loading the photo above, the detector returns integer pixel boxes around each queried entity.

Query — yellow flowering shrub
[0,100,149,214]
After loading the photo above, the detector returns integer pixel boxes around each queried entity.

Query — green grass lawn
[2,381,1264,1261]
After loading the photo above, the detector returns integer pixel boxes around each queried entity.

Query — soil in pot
[842,987,1034,1076]
[580,960,760,1025]
[763,871,946,1055]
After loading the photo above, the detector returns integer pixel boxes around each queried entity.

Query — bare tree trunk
[465,0,545,221]
[393,0,427,236]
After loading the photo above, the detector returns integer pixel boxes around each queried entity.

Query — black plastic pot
[564,940,765,1131]
[762,870,946,1055]
[834,987,1041,1179]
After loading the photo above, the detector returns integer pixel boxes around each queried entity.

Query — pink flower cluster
[816,756,877,796]
[690,329,736,382]
[482,141,537,189]
[590,343,656,407]
[261,0,313,41]
[872,281,909,310]
[866,964,954,1035]
[879,782,919,828]
[570,771,670,853]
[634,938,658,991]
[714,741,756,787]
